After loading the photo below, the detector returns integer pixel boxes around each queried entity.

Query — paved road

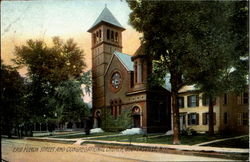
[2,139,233,162]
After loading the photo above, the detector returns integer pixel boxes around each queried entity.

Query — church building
[88,7,172,133]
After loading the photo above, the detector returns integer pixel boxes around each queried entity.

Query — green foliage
[49,80,89,123]
[127,1,248,142]
[102,109,132,132]
[127,1,248,94]
[12,37,89,124]
[181,1,248,98]
[0,61,27,136]
[13,37,86,85]
[148,60,168,88]
[79,70,92,96]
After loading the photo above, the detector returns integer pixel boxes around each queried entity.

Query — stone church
[88,7,171,133]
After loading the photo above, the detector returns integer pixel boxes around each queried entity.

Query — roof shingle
[88,7,125,32]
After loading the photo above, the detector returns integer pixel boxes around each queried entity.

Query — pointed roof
[88,7,125,32]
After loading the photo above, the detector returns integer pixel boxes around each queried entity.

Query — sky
[1,0,142,103]
[1,0,142,75]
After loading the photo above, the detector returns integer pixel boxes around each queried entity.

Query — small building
[178,85,249,134]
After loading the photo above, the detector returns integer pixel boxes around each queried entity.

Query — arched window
[134,61,137,83]
[99,29,102,39]
[93,33,96,44]
[118,106,121,115]
[111,31,114,41]
[96,31,99,43]
[132,106,141,128]
[107,29,110,40]
[110,99,122,118]
[138,61,142,83]
[111,106,114,116]
[115,32,118,42]
[141,61,144,82]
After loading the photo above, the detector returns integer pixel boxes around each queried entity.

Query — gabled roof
[134,46,146,57]
[88,7,125,32]
[115,51,134,71]
[131,45,148,61]
[105,51,134,76]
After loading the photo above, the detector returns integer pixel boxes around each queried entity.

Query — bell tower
[88,6,125,122]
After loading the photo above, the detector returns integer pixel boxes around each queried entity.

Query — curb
[25,137,249,154]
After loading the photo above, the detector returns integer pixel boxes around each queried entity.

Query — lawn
[88,133,246,146]
[204,136,249,148]
[51,132,119,139]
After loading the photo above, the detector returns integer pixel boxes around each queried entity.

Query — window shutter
[196,95,199,107]
[196,113,199,125]
[177,97,180,108]
[202,113,206,125]
[181,97,184,108]
[188,96,191,107]
[188,114,191,125]
[213,113,216,125]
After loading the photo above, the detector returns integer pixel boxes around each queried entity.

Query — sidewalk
[25,136,249,154]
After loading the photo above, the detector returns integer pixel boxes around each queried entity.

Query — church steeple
[88,6,125,32]
[88,7,125,119]
[87,6,125,49]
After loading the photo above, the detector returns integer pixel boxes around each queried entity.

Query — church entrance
[132,106,141,128]
[133,115,140,128]
[93,110,101,128]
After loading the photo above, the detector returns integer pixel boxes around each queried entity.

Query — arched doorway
[132,106,141,128]
[93,110,101,128]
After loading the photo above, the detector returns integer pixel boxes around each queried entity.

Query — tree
[182,1,248,135]
[14,37,86,85]
[127,1,247,143]
[0,61,27,137]
[49,79,89,124]
[226,1,248,93]
[181,1,232,135]
[127,1,202,144]
[13,37,88,124]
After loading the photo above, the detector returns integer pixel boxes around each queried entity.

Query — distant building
[178,85,249,134]
[87,7,171,133]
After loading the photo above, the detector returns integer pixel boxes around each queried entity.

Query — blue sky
[1,0,132,37]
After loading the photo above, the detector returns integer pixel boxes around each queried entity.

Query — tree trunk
[171,73,181,144]
[208,97,214,135]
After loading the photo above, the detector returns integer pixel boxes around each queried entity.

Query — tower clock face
[111,72,122,89]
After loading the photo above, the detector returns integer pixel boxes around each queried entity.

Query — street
[2,139,233,162]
